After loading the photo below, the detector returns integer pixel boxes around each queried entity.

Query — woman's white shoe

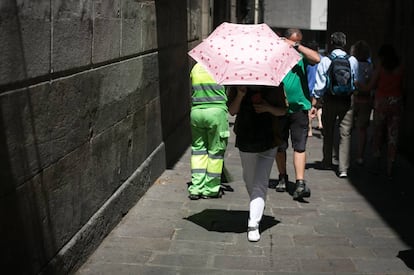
[247,225,260,242]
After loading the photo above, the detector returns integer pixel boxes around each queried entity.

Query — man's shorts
[277,110,309,153]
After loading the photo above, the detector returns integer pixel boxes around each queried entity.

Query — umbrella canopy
[188,22,302,86]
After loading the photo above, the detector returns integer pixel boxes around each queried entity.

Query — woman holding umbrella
[228,85,287,242]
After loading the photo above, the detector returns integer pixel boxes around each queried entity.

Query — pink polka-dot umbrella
[188,22,301,86]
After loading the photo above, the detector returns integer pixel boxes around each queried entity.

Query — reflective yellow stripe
[206,172,222,178]
[192,96,226,103]
[208,154,224,160]
[192,84,224,91]
[192,150,207,155]
[192,168,207,174]
[207,158,224,174]
[191,154,208,170]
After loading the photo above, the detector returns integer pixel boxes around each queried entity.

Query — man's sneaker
[247,224,260,242]
[275,174,288,192]
[293,180,311,200]
[338,171,347,178]
[268,179,277,189]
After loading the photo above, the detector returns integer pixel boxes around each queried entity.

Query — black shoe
[220,183,234,192]
[188,194,201,200]
[201,193,222,199]
[275,174,288,192]
[268,179,277,189]
[293,180,311,200]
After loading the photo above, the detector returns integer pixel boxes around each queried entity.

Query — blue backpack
[327,53,355,96]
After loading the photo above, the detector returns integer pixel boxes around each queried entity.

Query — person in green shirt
[272,28,320,200]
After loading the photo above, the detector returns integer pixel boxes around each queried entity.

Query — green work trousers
[189,107,229,196]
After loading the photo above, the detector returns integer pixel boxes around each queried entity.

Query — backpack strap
[327,53,336,60]
[329,52,350,60]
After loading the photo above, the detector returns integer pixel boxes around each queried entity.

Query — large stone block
[0,74,101,187]
[92,0,122,63]
[2,139,165,274]
[9,144,90,274]
[140,1,157,52]
[121,0,157,56]
[0,0,50,85]
[42,143,166,274]
[52,0,93,72]
[1,52,160,191]
[91,53,159,135]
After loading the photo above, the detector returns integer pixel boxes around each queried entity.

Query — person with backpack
[311,32,359,178]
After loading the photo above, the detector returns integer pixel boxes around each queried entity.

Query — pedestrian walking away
[350,40,374,166]
[356,43,405,180]
[273,28,320,200]
[228,85,287,242]
[311,31,359,178]
[188,62,230,200]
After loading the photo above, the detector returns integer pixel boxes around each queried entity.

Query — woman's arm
[228,86,246,115]
[253,87,288,116]
[253,101,287,116]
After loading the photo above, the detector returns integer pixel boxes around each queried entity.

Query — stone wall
[0,0,190,273]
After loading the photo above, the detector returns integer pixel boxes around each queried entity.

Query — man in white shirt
[310,32,358,178]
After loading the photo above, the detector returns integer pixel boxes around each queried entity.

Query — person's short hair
[284,28,302,39]
[351,40,371,61]
[330,32,346,48]
[378,43,400,70]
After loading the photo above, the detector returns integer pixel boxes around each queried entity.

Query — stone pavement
[76,116,414,274]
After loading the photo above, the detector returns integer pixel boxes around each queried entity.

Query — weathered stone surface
[121,0,157,56]
[0,1,171,273]
[0,0,51,85]
[52,0,93,72]
[92,0,121,63]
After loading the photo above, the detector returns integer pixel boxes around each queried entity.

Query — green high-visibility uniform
[189,63,229,196]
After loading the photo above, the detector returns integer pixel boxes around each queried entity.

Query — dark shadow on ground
[398,249,414,270]
[347,154,414,270]
[184,209,280,233]
[313,122,414,270]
